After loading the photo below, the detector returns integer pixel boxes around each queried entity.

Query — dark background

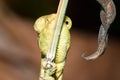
[5,0,120,36]
[0,0,120,80]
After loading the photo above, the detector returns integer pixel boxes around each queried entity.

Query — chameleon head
[34,14,72,33]
[34,14,56,33]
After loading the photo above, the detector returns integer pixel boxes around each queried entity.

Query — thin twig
[46,0,69,62]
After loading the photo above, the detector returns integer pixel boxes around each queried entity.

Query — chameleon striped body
[34,14,72,80]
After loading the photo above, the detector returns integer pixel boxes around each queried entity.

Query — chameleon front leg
[40,58,56,80]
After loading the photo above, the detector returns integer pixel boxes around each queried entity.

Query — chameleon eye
[64,16,72,29]
[65,21,69,25]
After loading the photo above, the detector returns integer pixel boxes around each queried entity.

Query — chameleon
[34,14,72,80]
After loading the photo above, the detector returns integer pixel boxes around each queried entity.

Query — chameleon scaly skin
[34,14,72,80]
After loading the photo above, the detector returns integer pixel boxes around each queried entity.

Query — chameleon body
[34,14,72,80]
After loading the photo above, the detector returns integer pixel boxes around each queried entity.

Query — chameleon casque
[34,14,72,80]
